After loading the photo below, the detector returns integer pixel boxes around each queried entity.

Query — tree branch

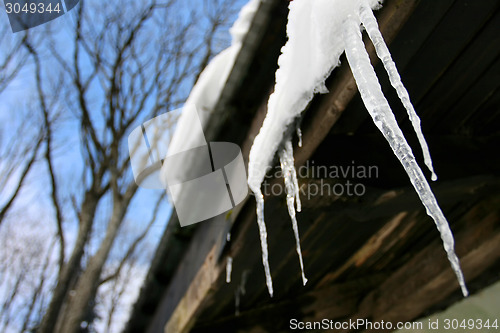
[23,40,66,277]
[100,192,165,286]
[0,133,43,225]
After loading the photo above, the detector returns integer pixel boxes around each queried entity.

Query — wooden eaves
[125,0,500,332]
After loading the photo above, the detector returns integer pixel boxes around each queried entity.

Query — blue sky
[0,1,249,331]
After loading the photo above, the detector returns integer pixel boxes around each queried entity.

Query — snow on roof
[166,0,260,153]
[160,0,261,184]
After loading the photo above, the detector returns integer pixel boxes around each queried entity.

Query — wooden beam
[340,195,500,333]
[164,246,222,333]
[191,276,385,333]
[165,173,499,332]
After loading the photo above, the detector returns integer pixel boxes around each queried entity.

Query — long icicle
[343,12,468,296]
[253,188,274,296]
[279,140,307,286]
[359,1,437,181]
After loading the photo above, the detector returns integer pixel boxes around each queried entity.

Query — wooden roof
[125,0,500,332]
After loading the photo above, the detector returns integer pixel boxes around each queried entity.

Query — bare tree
[0,28,45,226]
[0,1,243,333]
[0,219,57,333]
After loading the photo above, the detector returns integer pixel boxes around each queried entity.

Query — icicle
[282,139,302,213]
[279,140,307,286]
[295,123,303,211]
[359,1,437,181]
[343,13,468,297]
[296,124,303,148]
[240,270,249,295]
[234,270,249,316]
[226,257,233,283]
[291,162,302,213]
[252,188,274,296]
[235,289,241,316]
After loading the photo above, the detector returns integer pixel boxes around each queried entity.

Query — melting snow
[248,0,468,297]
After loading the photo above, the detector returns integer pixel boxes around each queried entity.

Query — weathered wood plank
[186,179,500,333]
[191,277,384,333]
[338,195,500,333]
[423,8,500,132]
[400,0,499,108]
[165,246,222,333]
[187,175,499,332]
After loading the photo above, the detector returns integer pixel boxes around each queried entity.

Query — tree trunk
[58,194,134,333]
[38,192,99,333]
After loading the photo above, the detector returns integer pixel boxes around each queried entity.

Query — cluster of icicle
[247,0,468,298]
